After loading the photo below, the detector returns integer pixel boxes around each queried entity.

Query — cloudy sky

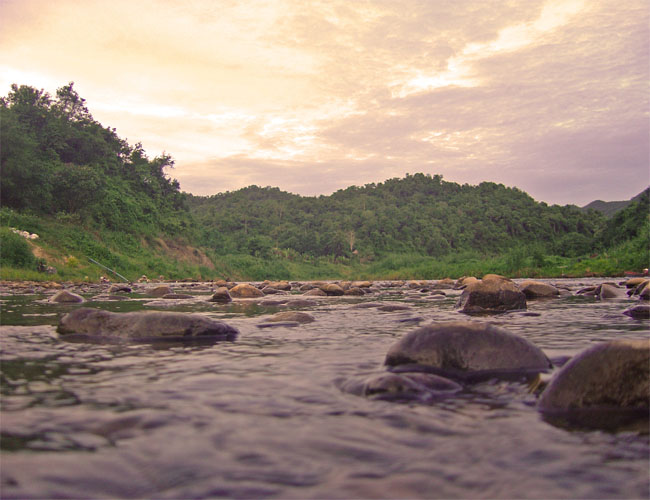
[1,0,648,205]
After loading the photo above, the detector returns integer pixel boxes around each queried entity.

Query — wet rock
[385,321,550,376]
[266,311,315,324]
[229,283,264,298]
[259,299,289,306]
[107,284,132,293]
[344,287,365,296]
[538,339,650,412]
[209,287,232,303]
[257,321,300,328]
[623,305,650,319]
[351,281,373,288]
[265,281,292,291]
[161,293,194,299]
[454,276,478,289]
[303,288,327,297]
[596,283,626,299]
[285,299,318,307]
[147,285,173,297]
[261,286,285,295]
[519,281,560,299]
[378,304,411,312]
[320,283,345,296]
[49,290,84,303]
[348,372,462,400]
[576,286,597,296]
[623,277,648,289]
[456,276,526,314]
[57,308,239,343]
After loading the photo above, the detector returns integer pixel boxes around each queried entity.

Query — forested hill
[581,188,649,217]
[1,83,189,235]
[186,175,605,259]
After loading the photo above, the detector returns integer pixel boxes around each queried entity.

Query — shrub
[0,227,36,268]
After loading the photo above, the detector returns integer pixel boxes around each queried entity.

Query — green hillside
[1,83,647,282]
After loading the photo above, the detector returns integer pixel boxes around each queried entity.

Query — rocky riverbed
[1,276,648,499]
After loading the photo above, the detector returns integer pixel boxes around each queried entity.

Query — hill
[581,189,649,217]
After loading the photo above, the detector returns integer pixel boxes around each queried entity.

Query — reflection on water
[1,279,648,499]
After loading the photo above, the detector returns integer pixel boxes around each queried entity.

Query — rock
[624,277,648,288]
[261,286,284,295]
[519,280,560,299]
[385,321,550,377]
[266,281,291,291]
[266,311,315,324]
[49,290,84,303]
[229,283,264,298]
[147,285,173,297]
[303,288,326,297]
[596,283,625,299]
[209,287,232,303]
[107,284,132,293]
[378,304,411,312]
[354,372,462,400]
[623,305,650,319]
[285,299,318,307]
[351,281,373,288]
[57,308,238,343]
[320,283,345,296]
[538,339,649,412]
[161,293,194,299]
[456,276,526,314]
[344,287,365,296]
[454,276,478,289]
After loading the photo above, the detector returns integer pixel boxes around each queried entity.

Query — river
[1,278,648,499]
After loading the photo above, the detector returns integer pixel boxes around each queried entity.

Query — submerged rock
[57,308,238,343]
[344,372,462,400]
[623,305,650,319]
[456,275,526,314]
[147,285,173,297]
[266,311,315,324]
[538,339,649,413]
[49,290,84,303]
[385,321,550,377]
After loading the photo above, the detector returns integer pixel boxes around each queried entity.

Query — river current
[1,278,648,499]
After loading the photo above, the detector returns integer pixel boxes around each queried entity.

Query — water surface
[1,278,648,499]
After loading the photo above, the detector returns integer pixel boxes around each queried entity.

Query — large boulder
[456,275,526,313]
[57,308,238,343]
[385,321,550,379]
[49,290,84,303]
[229,283,264,298]
[538,340,649,413]
[596,283,626,299]
[519,280,560,299]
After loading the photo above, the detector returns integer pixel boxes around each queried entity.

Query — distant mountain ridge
[581,188,649,217]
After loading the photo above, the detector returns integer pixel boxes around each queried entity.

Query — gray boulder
[385,321,550,378]
[538,339,649,412]
[456,275,526,314]
[57,308,238,343]
[623,305,650,319]
[596,283,626,299]
[519,280,560,299]
[49,290,84,303]
[209,287,232,303]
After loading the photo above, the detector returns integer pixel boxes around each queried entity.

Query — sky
[1,0,648,206]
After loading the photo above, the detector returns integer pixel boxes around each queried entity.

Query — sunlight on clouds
[395,0,588,97]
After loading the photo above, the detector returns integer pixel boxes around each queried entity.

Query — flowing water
[1,279,648,499]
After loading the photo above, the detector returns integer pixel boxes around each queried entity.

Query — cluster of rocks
[346,320,649,431]
[24,272,648,431]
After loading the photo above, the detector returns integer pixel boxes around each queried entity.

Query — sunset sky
[1,0,648,206]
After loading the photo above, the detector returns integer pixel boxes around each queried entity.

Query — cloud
[0,0,647,205]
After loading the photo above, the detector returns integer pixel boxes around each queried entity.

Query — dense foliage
[1,82,646,281]
[0,83,189,235]
[187,175,605,260]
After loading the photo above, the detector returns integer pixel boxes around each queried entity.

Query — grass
[1,207,647,283]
